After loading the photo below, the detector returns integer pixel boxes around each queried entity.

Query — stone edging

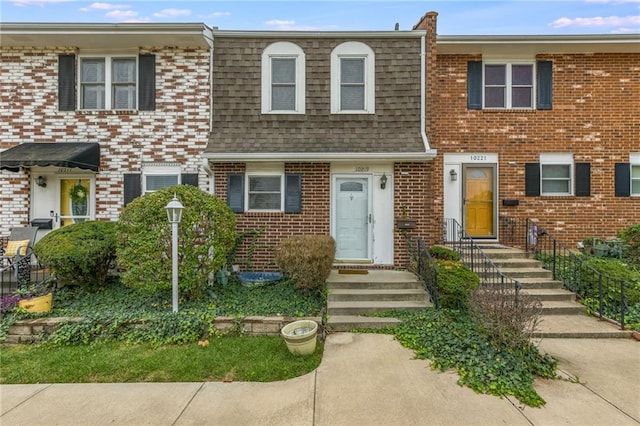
[6,316,323,344]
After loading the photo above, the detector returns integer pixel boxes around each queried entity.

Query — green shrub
[275,235,336,290]
[581,257,640,305]
[34,221,116,288]
[436,260,479,310]
[619,224,640,266]
[116,185,236,300]
[428,246,461,261]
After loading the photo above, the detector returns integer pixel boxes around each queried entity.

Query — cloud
[549,15,640,28]
[153,8,191,18]
[11,0,71,6]
[80,2,130,12]
[207,11,231,18]
[263,19,335,31]
[105,9,138,19]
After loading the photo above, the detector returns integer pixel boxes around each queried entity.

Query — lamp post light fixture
[35,176,47,187]
[165,194,184,313]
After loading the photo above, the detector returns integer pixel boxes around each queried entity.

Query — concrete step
[531,315,634,338]
[327,289,428,303]
[480,248,530,259]
[498,267,553,279]
[521,288,576,302]
[490,258,542,269]
[540,300,587,315]
[326,280,423,290]
[517,278,564,290]
[327,300,432,316]
[326,270,422,290]
[326,315,402,332]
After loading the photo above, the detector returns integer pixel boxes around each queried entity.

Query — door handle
[368,214,372,224]
[50,210,59,222]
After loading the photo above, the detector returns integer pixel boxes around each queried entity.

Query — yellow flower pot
[18,293,53,313]
[281,320,318,356]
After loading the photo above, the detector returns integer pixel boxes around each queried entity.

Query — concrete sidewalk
[1,333,638,426]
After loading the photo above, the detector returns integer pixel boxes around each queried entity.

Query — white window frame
[631,153,640,196]
[540,153,573,196]
[483,61,535,110]
[142,164,181,194]
[261,42,305,114]
[78,54,138,111]
[331,41,375,114]
[245,164,284,212]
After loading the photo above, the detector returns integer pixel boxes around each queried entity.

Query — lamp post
[165,194,184,313]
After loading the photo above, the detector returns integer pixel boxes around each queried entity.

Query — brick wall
[0,46,211,235]
[427,51,640,245]
[213,163,331,271]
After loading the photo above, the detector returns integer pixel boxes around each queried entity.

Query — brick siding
[0,46,211,235]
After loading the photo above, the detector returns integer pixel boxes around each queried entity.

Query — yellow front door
[464,167,494,237]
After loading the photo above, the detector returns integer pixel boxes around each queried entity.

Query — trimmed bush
[436,259,479,310]
[428,245,461,261]
[116,185,236,300]
[275,235,336,290]
[34,221,116,288]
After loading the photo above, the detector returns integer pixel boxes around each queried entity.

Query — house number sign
[469,155,488,162]
[355,166,370,172]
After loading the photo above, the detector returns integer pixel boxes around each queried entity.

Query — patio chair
[0,226,38,284]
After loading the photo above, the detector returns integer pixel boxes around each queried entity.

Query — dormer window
[331,42,375,114]
[261,42,305,114]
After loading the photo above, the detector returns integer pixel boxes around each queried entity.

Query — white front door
[334,176,371,261]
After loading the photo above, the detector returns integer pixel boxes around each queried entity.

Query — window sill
[77,110,139,116]
[480,109,536,113]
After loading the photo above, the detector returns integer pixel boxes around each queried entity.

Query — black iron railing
[408,238,439,309]
[499,215,631,329]
[1,256,50,297]
[440,218,522,296]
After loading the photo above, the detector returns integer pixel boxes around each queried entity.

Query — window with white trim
[331,41,375,114]
[484,62,534,109]
[142,164,180,194]
[248,175,283,210]
[261,42,305,114]
[631,153,640,196]
[540,154,573,196]
[79,55,137,110]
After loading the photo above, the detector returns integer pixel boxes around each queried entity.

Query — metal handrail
[408,238,440,309]
[499,215,630,330]
[440,218,521,296]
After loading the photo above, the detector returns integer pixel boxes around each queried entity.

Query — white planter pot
[281,320,318,356]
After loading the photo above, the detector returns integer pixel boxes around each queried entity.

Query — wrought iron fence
[440,218,521,296]
[1,256,50,297]
[498,215,632,329]
[408,238,439,309]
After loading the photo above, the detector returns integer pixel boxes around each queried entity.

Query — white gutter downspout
[420,33,431,152]
[203,26,215,194]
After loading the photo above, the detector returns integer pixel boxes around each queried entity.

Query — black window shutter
[284,174,302,213]
[227,174,244,213]
[575,163,591,196]
[138,54,156,111]
[124,174,142,206]
[58,54,76,111]
[467,61,483,110]
[181,173,199,187]
[615,163,631,197]
[537,60,553,110]
[525,163,541,196]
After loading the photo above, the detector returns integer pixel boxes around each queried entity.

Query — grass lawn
[0,337,323,384]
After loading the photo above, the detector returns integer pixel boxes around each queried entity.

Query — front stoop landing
[326,270,432,332]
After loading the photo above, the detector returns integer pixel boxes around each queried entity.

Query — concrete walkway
[1,333,638,426]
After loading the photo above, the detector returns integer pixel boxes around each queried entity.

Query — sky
[0,0,638,35]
